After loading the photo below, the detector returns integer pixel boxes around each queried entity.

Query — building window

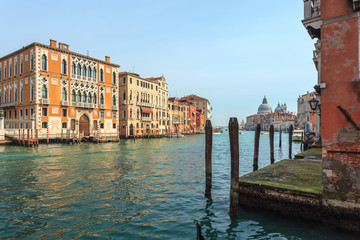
[30,54,34,71]
[42,122,48,128]
[62,87,67,101]
[30,82,35,101]
[123,78,126,84]
[130,78,132,84]
[77,91,81,102]
[137,80,139,86]
[123,111,126,119]
[20,59,23,74]
[72,63,76,74]
[113,72,116,84]
[100,111,104,119]
[88,93,92,103]
[113,123,116,129]
[42,107,48,116]
[62,122,67,128]
[62,59,67,74]
[94,93,97,104]
[88,68,92,78]
[14,61,17,76]
[20,85,23,103]
[83,66,87,77]
[9,111,12,119]
[14,110,17,119]
[71,90,76,102]
[30,108,34,119]
[9,62,12,78]
[93,68,97,79]
[100,69,104,82]
[112,112,116,120]
[4,63,7,79]
[112,95,116,106]
[77,64,81,75]
[41,54,47,71]
[82,92,87,103]
[0,66,2,80]
[100,123,104,129]
[62,108,67,117]
[14,87,17,102]
[25,109,28,119]
[41,85,48,99]
[100,93,104,104]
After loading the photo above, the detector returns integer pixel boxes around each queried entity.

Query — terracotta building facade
[303,1,360,206]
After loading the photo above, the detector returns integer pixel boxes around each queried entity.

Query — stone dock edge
[238,181,360,233]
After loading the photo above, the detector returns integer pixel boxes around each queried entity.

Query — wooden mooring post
[22,129,25,146]
[27,129,30,146]
[205,120,213,198]
[279,128,282,148]
[289,125,293,159]
[36,129,39,146]
[229,117,239,217]
[269,125,274,164]
[253,123,261,172]
[300,131,304,152]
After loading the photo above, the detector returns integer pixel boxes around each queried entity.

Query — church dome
[257,96,272,115]
[274,103,284,113]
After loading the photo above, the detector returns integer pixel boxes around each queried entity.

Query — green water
[0,132,357,239]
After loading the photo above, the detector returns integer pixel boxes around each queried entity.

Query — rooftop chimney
[50,39,57,48]
[105,56,110,63]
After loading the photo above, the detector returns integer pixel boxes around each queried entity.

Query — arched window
[14,87,17,102]
[41,54,47,71]
[20,60,23,74]
[112,95,116,106]
[88,93,92,103]
[4,89,7,103]
[14,61,17,76]
[100,69,104,82]
[30,83,35,101]
[72,63,76,75]
[93,93,97,104]
[77,91,81,102]
[62,87,67,100]
[82,92,87,103]
[93,68,97,79]
[112,72,116,84]
[9,87,12,102]
[130,90,132,100]
[41,85,48,99]
[88,68,92,78]
[62,59,67,75]
[77,64,81,76]
[123,92,126,100]
[71,90,76,102]
[100,93,104,104]
[83,66,86,77]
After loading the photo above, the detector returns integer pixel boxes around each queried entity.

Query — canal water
[0,132,357,239]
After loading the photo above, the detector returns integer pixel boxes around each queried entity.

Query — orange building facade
[0,40,119,137]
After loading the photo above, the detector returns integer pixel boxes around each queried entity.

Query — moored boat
[292,129,304,141]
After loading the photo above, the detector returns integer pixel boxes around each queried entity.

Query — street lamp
[309,98,320,111]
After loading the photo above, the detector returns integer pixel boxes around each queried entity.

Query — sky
[0,0,317,126]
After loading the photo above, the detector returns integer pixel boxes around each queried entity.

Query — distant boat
[213,127,222,134]
[292,130,304,141]
[171,134,184,138]
[261,132,269,135]
[239,131,243,134]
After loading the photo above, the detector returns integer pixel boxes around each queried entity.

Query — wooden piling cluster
[16,129,39,147]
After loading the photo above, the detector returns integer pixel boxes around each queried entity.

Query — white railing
[61,100,69,106]
[99,104,106,109]
[0,102,16,108]
[141,117,152,122]
[112,105,118,110]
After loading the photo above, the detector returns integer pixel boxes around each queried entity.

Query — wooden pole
[300,131,304,152]
[78,131,81,144]
[269,125,274,164]
[229,117,239,217]
[72,130,75,144]
[22,129,25,146]
[205,120,212,198]
[289,125,293,159]
[279,128,282,148]
[31,129,33,147]
[27,129,30,146]
[253,123,261,172]
[46,125,49,144]
[36,129,39,146]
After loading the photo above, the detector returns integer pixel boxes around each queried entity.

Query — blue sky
[0,0,317,126]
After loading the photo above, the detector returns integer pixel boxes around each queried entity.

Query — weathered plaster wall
[321,3,360,203]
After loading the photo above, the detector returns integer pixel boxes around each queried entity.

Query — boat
[260,132,269,135]
[213,127,222,134]
[171,134,184,138]
[292,129,304,141]
[239,131,243,134]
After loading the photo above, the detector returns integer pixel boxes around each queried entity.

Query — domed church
[257,96,272,115]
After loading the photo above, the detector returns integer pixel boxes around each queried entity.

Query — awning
[141,107,153,114]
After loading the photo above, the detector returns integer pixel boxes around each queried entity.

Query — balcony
[302,0,322,39]
[99,104,106,109]
[129,100,134,105]
[112,105,118,110]
[61,100,69,106]
[156,105,161,109]
[40,99,49,105]
[162,106,168,110]
[141,117,152,122]
[0,102,16,108]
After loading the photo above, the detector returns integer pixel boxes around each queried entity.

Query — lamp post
[308,97,321,143]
